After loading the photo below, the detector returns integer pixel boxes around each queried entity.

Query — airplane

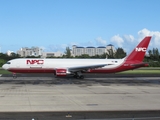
[2,36,151,79]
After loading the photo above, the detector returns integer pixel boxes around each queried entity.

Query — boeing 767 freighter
[2,36,151,79]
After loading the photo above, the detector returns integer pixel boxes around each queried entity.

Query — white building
[42,51,63,58]
[17,47,43,57]
[7,50,14,56]
[72,44,116,57]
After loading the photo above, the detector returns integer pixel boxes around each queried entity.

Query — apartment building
[72,44,116,57]
[17,47,43,57]
[42,51,63,58]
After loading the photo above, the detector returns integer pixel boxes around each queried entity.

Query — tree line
[144,48,160,67]
[0,47,160,67]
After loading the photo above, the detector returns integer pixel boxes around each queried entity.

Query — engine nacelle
[56,69,67,77]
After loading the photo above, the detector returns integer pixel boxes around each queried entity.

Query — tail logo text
[135,47,147,52]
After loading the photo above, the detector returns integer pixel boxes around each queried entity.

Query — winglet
[125,36,151,62]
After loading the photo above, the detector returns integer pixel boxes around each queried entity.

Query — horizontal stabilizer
[130,62,149,67]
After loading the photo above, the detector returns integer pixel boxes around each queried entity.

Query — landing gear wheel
[73,72,84,79]
[79,75,84,79]
[73,75,84,79]
[73,75,78,78]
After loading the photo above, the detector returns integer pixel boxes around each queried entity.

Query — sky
[0,0,160,54]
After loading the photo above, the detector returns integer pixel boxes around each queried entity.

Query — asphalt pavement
[0,74,160,119]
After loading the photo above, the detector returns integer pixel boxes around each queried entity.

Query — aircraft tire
[79,75,84,79]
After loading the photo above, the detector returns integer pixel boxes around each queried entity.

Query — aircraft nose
[2,64,8,70]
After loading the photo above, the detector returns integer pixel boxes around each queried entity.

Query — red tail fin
[125,36,151,62]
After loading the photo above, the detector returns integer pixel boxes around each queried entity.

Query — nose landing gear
[12,72,17,79]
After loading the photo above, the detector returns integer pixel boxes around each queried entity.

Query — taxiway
[0,75,160,119]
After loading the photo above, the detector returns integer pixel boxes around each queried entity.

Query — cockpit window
[6,62,11,64]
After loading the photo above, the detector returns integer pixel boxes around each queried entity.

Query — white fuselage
[2,58,125,73]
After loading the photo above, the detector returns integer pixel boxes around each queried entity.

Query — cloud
[123,35,135,42]
[44,28,160,54]
[111,35,124,47]
[46,44,68,52]
[138,28,151,39]
[39,46,46,51]
[95,37,107,46]
[108,29,160,54]
[138,28,160,47]
[80,41,95,47]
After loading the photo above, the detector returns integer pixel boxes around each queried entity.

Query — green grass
[0,67,12,74]
[0,70,12,74]
[119,69,160,74]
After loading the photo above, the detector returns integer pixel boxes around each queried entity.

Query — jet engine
[55,68,68,77]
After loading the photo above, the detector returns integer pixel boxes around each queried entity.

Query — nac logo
[135,47,147,52]
[26,60,44,65]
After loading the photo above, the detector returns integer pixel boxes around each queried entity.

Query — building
[72,44,116,57]
[72,45,84,56]
[42,51,63,58]
[7,50,14,56]
[17,47,43,57]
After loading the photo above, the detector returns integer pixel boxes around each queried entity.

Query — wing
[68,64,112,73]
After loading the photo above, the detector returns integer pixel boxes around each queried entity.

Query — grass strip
[0,70,12,74]
[119,69,160,74]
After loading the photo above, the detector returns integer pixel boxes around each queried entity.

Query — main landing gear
[73,72,84,79]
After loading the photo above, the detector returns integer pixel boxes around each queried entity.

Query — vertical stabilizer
[125,36,151,62]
